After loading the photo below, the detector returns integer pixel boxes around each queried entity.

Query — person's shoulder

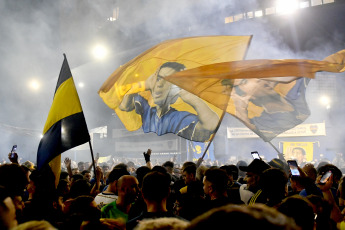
[127,212,145,230]
[101,200,116,212]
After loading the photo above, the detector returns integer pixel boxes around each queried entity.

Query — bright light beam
[276,0,299,14]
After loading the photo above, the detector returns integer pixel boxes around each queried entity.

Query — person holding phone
[8,145,19,164]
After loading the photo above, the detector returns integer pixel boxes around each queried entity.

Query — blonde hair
[135,217,189,230]
[13,220,56,230]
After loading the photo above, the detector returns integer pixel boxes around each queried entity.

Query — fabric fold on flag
[37,55,90,173]
[165,49,345,141]
[98,36,252,142]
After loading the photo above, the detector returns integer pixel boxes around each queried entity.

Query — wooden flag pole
[88,140,97,177]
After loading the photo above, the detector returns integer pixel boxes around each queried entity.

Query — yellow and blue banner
[167,49,345,141]
[187,141,215,162]
[37,55,90,173]
[99,36,252,142]
[283,142,314,164]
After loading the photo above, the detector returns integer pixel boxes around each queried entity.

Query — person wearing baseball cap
[239,159,271,205]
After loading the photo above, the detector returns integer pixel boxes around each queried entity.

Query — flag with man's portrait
[99,34,345,142]
[166,49,345,141]
[99,36,252,142]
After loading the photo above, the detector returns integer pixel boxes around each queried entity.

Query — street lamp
[92,44,108,60]
[29,79,40,91]
[320,95,331,108]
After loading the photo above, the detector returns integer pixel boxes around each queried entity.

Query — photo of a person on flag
[230,77,310,141]
[119,62,220,142]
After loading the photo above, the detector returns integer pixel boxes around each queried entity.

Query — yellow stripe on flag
[43,78,82,133]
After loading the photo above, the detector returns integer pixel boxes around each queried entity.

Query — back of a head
[183,164,197,176]
[68,195,100,221]
[204,168,228,193]
[28,168,56,201]
[260,168,288,201]
[220,165,239,180]
[277,195,315,230]
[114,163,129,172]
[108,167,130,183]
[302,164,317,182]
[141,171,171,202]
[152,165,168,174]
[187,204,300,230]
[14,220,56,230]
[268,158,289,175]
[196,165,208,181]
[69,179,91,199]
[81,170,90,176]
[0,185,17,230]
[162,161,174,174]
[127,161,135,168]
[135,217,188,230]
[60,171,70,181]
[71,174,84,182]
[236,160,248,178]
[135,166,151,188]
[0,164,28,196]
[162,161,174,169]
[182,161,196,171]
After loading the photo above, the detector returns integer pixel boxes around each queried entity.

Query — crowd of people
[1,149,345,230]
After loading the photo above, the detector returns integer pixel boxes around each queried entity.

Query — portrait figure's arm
[118,72,157,112]
[179,89,219,135]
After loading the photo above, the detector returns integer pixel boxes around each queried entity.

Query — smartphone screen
[11,145,17,153]
[251,151,260,160]
[319,171,332,184]
[287,160,300,176]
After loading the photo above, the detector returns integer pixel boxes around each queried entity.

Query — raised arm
[179,89,219,137]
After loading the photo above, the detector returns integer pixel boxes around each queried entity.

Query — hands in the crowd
[64,157,71,168]
[143,149,151,163]
[317,173,333,192]
[8,152,19,164]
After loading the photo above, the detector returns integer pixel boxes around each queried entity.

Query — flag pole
[196,103,228,168]
[88,140,97,177]
[268,141,286,162]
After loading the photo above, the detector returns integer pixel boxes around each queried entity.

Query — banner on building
[283,142,314,163]
[227,122,326,139]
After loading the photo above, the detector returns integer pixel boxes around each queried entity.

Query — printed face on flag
[228,78,310,141]
[151,66,177,106]
[99,36,252,142]
[118,62,222,142]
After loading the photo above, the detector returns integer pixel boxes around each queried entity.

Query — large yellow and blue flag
[99,35,345,143]
[37,55,90,173]
[166,49,345,141]
[98,36,252,142]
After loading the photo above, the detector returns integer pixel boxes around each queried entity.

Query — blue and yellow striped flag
[37,55,90,173]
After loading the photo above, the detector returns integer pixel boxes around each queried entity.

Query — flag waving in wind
[99,36,252,142]
[37,54,90,172]
[99,35,345,143]
[166,49,345,141]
